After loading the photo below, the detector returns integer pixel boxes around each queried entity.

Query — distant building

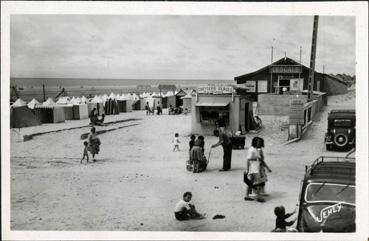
[234,57,348,99]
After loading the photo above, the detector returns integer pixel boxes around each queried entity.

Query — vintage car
[324,109,355,151]
[296,155,355,232]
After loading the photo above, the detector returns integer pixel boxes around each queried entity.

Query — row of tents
[10,89,194,128]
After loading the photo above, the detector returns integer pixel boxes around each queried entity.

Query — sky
[10,15,355,79]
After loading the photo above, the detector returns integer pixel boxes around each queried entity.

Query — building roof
[234,57,348,86]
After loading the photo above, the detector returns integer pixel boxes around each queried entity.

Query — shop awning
[195,102,229,107]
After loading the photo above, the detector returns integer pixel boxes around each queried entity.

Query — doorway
[244,102,250,132]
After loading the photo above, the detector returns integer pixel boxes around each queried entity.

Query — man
[211,128,232,171]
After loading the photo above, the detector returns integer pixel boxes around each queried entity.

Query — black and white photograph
[1,1,368,240]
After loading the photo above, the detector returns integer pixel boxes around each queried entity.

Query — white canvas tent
[27,98,41,109]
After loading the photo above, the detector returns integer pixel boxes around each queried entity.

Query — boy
[174,192,205,221]
[81,141,89,163]
[273,206,297,232]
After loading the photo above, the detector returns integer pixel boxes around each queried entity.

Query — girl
[244,137,264,202]
[172,133,180,151]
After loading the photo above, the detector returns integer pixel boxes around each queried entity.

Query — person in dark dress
[211,129,232,171]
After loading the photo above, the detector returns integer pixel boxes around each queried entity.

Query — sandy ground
[10,89,355,231]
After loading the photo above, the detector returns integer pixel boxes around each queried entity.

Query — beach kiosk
[191,85,253,136]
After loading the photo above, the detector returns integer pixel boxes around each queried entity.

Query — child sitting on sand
[273,205,297,232]
[81,141,89,164]
[172,133,180,151]
[174,192,205,221]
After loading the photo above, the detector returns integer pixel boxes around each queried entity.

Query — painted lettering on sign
[197,85,234,94]
[270,65,302,74]
[315,203,343,223]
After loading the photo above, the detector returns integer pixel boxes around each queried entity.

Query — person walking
[87,127,101,162]
[211,128,232,171]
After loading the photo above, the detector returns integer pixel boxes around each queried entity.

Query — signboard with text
[197,85,235,94]
[289,98,305,124]
[257,80,268,93]
[270,65,302,74]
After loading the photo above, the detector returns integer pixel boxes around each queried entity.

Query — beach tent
[12,98,27,107]
[10,105,41,128]
[80,96,88,104]
[56,97,74,120]
[35,98,65,123]
[27,98,41,110]
[109,92,116,100]
[42,97,56,106]
[73,102,89,120]
[181,93,192,113]
[89,95,105,115]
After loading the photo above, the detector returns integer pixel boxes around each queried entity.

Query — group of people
[172,128,297,231]
[188,134,207,173]
[145,101,163,115]
[80,127,101,163]
[168,105,183,115]
[89,108,105,126]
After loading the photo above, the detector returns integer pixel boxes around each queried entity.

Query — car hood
[298,203,355,232]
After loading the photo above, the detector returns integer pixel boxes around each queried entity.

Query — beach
[10,88,355,231]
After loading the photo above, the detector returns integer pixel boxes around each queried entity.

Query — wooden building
[234,57,348,99]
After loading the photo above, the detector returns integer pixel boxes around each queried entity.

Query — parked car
[296,155,355,232]
[324,109,355,151]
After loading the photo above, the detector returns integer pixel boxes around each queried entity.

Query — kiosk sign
[197,85,234,94]
[289,98,304,124]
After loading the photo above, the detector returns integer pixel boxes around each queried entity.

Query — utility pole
[308,15,319,101]
[42,84,46,101]
[299,46,302,80]
[270,46,273,93]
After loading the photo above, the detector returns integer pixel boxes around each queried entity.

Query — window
[333,119,352,128]
[305,183,355,205]
[199,106,229,124]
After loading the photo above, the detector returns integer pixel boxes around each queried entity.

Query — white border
[1,1,368,240]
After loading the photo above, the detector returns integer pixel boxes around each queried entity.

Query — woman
[244,137,264,202]
[190,139,207,173]
[256,137,272,195]
[87,127,101,162]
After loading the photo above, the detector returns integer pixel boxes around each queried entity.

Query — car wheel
[334,133,349,147]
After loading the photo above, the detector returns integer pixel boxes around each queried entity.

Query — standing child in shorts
[81,141,89,164]
[173,133,180,151]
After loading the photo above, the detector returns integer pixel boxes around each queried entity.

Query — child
[273,206,297,232]
[189,135,196,151]
[81,141,89,164]
[174,192,205,221]
[172,133,180,151]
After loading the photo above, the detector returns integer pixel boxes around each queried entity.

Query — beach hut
[165,91,176,109]
[35,98,65,123]
[181,93,192,113]
[175,89,187,107]
[80,96,88,104]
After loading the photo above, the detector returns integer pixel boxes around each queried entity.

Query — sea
[10,78,235,102]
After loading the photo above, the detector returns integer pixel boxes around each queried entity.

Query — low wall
[258,94,308,116]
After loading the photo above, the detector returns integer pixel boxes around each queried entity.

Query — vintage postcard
[1,1,368,240]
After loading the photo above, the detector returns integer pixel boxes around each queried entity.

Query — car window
[333,119,352,127]
[305,183,355,205]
